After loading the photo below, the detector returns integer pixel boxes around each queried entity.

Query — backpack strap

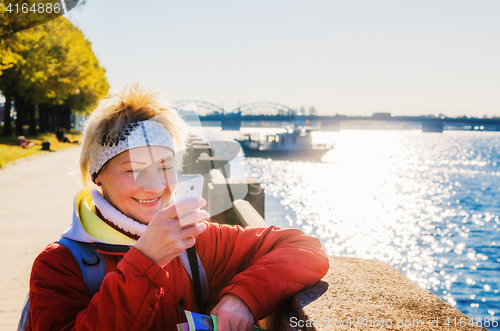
[186,246,206,314]
[57,237,106,296]
[58,238,208,305]
[178,248,209,311]
[17,296,29,331]
[18,239,107,331]
[19,240,208,330]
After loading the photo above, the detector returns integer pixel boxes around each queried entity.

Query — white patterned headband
[90,120,175,183]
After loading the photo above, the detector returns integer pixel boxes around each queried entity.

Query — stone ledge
[261,256,487,331]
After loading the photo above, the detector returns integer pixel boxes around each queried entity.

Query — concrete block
[189,139,205,146]
[184,145,213,174]
[194,158,229,178]
[233,199,268,227]
[207,175,264,219]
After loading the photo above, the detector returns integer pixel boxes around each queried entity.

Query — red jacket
[27,222,329,330]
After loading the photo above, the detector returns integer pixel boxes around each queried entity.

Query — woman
[27,83,329,331]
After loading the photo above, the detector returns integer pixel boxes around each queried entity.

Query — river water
[203,127,500,328]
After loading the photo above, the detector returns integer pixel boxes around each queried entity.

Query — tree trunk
[47,106,54,132]
[39,104,47,133]
[14,94,25,137]
[56,105,63,130]
[63,105,72,131]
[1,93,13,136]
[28,103,38,136]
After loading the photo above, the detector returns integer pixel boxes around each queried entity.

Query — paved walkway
[0,146,82,330]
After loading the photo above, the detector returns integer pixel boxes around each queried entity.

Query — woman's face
[96,146,177,224]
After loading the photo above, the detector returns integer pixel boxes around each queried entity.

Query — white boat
[236,126,333,162]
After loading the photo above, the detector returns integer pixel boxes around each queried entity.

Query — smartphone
[174,175,204,226]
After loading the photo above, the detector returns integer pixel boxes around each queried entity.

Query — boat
[236,126,333,162]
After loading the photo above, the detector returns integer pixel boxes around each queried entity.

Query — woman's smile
[132,196,161,204]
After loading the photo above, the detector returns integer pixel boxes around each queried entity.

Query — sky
[63,0,499,117]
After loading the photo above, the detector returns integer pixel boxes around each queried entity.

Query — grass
[0,130,81,168]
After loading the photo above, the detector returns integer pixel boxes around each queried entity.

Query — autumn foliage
[0,5,109,136]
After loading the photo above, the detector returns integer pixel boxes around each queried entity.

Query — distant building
[372,112,391,118]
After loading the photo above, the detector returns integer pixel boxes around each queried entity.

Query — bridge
[173,101,500,132]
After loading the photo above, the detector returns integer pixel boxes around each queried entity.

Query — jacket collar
[61,188,137,247]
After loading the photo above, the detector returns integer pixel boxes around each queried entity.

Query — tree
[1,2,24,135]
[0,15,109,136]
[0,31,26,136]
[1,2,21,75]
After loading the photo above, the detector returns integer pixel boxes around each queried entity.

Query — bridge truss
[173,100,297,117]
[232,102,296,116]
[172,100,225,116]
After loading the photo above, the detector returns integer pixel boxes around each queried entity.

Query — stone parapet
[259,257,487,331]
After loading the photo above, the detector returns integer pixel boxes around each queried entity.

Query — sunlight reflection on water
[232,129,500,322]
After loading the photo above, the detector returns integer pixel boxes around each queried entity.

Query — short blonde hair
[80,82,189,186]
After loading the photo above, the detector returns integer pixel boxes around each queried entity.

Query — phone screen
[175,175,204,225]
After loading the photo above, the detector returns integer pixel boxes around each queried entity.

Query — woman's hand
[210,294,255,331]
[135,198,209,268]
